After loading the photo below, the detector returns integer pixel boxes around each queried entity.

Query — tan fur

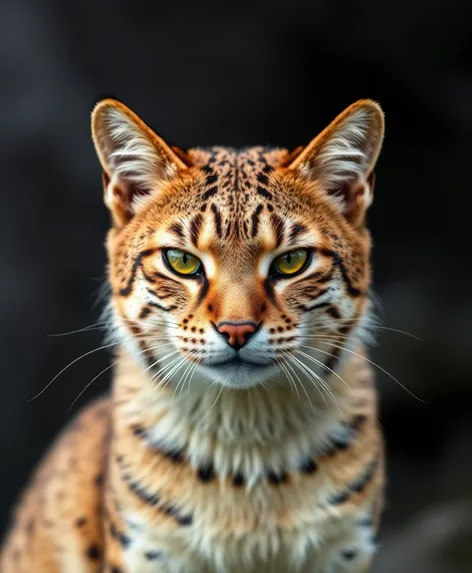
[1,99,385,572]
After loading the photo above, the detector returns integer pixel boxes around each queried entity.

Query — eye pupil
[183,253,188,264]
[286,254,292,264]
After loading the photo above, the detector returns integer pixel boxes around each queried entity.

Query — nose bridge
[217,277,258,321]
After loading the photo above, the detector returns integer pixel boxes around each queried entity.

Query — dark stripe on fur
[210,203,223,238]
[118,248,158,296]
[251,204,264,237]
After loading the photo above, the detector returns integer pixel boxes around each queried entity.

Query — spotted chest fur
[1,98,385,573]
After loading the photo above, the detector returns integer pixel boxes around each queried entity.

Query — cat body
[1,98,385,573]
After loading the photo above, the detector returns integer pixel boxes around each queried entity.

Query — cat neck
[111,346,372,482]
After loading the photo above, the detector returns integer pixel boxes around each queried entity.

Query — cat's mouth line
[206,356,271,369]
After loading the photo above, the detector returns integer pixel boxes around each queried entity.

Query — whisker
[29,340,124,401]
[310,340,426,403]
[67,361,118,412]
[295,347,351,389]
[290,353,348,422]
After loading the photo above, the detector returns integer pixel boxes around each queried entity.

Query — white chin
[200,363,277,389]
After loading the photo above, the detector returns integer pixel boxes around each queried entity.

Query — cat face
[92,99,384,389]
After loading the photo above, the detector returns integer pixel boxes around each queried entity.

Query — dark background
[1,0,471,570]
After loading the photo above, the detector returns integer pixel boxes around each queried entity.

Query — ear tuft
[289,100,384,226]
[91,99,187,227]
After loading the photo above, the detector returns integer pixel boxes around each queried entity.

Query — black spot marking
[326,306,342,320]
[112,567,123,573]
[267,470,288,485]
[118,532,131,549]
[198,463,215,483]
[341,549,358,560]
[300,458,318,474]
[75,517,87,527]
[175,513,193,526]
[139,306,152,320]
[350,415,367,431]
[257,186,272,200]
[206,173,218,185]
[329,490,351,505]
[145,550,162,560]
[95,474,104,487]
[162,447,184,463]
[132,425,146,437]
[232,473,245,487]
[202,186,218,200]
[86,544,101,561]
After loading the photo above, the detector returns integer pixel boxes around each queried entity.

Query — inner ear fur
[91,98,189,227]
[288,99,385,227]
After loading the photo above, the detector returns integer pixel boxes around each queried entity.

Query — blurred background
[1,0,471,570]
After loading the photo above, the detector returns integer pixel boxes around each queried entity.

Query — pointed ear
[91,99,188,227]
[288,100,384,227]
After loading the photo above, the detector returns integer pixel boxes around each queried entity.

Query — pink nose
[216,321,258,350]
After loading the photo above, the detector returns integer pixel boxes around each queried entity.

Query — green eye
[164,249,202,276]
[272,249,309,276]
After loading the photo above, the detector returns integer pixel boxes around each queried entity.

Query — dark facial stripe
[210,203,223,238]
[321,249,363,297]
[251,204,264,237]
[289,222,308,244]
[189,214,203,247]
[118,248,158,296]
[146,288,172,300]
[168,222,185,238]
[270,213,285,248]
[303,269,334,284]
[195,276,209,307]
[148,301,177,312]
[326,305,342,320]
[149,271,183,286]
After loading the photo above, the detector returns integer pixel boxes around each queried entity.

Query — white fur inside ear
[305,108,376,192]
[104,107,176,192]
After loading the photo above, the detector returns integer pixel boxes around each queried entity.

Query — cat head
[92,99,384,389]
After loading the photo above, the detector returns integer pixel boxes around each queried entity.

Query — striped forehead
[169,146,302,244]
[163,209,313,255]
